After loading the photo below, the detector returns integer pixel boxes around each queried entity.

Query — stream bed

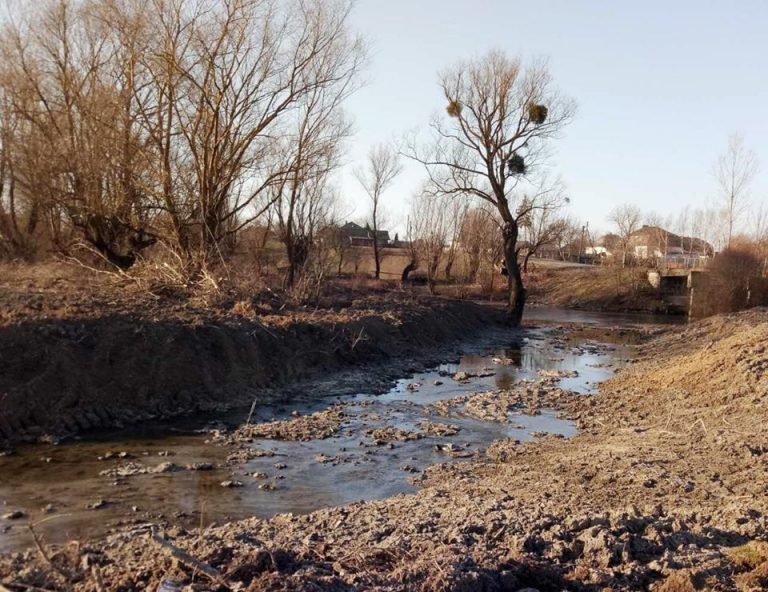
[0,310,681,553]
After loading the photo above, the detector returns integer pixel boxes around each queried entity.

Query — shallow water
[0,311,677,553]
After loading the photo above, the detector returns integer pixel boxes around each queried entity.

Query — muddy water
[0,312,678,553]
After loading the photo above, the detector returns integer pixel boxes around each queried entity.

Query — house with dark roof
[630,225,713,268]
[341,222,391,247]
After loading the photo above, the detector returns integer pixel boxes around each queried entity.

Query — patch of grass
[725,541,768,569]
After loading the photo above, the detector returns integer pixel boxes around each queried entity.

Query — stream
[0,309,682,553]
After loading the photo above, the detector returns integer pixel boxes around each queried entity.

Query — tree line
[0,1,581,324]
[0,0,363,283]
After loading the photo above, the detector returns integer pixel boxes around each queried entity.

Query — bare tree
[458,207,488,283]
[408,190,450,293]
[554,216,582,261]
[268,60,355,286]
[355,144,402,279]
[716,133,758,249]
[643,211,670,266]
[405,51,575,324]
[0,90,40,259]
[691,207,721,254]
[0,0,157,267]
[608,204,643,267]
[442,195,469,281]
[0,0,365,274]
[674,206,692,256]
[516,177,569,271]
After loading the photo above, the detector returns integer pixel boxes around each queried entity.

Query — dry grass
[527,265,665,312]
[725,542,768,569]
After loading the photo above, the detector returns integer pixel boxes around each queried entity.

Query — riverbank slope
[527,265,670,314]
[0,264,504,446]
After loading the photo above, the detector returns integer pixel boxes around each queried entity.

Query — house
[586,246,611,257]
[341,222,391,248]
[630,225,713,267]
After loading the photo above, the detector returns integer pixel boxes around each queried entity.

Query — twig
[149,534,228,588]
[28,524,73,583]
[245,398,259,426]
[689,417,708,435]
[350,327,367,350]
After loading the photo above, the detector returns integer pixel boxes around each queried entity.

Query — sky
[337,0,768,237]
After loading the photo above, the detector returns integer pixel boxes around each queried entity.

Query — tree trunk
[373,236,381,279]
[468,252,480,283]
[401,259,416,283]
[503,223,526,326]
[523,252,532,273]
[444,252,455,282]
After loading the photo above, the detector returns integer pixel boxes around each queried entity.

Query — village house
[340,222,391,248]
[629,225,713,268]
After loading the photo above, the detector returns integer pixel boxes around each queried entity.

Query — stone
[220,480,244,488]
[186,462,214,471]
[151,462,180,474]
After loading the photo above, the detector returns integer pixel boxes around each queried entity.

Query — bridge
[648,268,768,317]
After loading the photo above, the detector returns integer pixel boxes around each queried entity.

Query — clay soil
[2,301,767,590]
[0,263,505,445]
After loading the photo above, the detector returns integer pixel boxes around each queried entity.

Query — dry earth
[2,309,767,591]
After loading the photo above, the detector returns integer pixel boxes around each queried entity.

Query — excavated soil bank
[0,274,504,445]
[3,309,766,591]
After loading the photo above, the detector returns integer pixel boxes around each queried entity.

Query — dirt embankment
[0,267,504,446]
[527,266,670,314]
[4,309,766,591]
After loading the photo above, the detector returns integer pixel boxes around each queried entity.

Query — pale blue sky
[338,0,768,236]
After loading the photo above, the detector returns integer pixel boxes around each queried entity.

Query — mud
[0,319,632,556]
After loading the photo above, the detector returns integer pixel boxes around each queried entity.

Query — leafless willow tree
[267,52,358,285]
[716,133,758,249]
[608,204,643,267]
[458,207,489,284]
[442,196,469,281]
[0,0,364,275]
[405,51,575,324]
[0,91,40,259]
[407,191,451,293]
[355,144,402,279]
[457,206,505,284]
